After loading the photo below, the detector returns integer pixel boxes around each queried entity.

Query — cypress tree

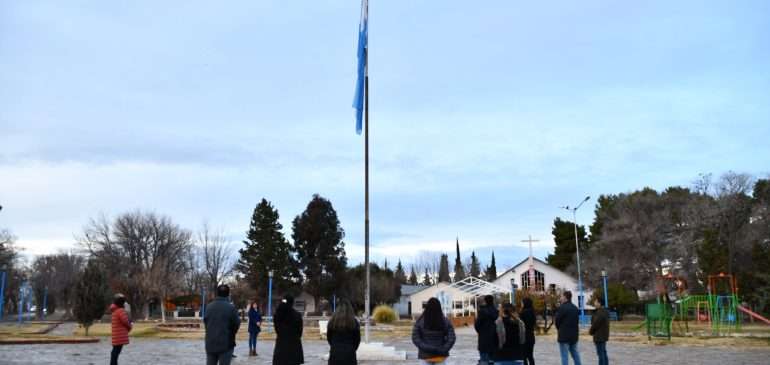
[453,238,466,282]
[469,251,481,278]
[408,265,419,285]
[438,254,451,282]
[394,259,407,284]
[485,251,498,281]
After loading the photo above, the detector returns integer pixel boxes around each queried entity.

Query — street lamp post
[601,270,609,308]
[267,270,274,333]
[0,270,6,321]
[561,196,590,325]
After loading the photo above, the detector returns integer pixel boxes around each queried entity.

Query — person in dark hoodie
[412,297,456,364]
[492,303,526,365]
[110,294,132,365]
[204,284,241,365]
[272,295,304,365]
[519,297,537,365]
[326,298,361,365]
[474,295,499,364]
[554,291,581,365]
[589,297,609,365]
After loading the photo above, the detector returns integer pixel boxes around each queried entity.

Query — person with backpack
[474,295,499,364]
[412,297,456,365]
[326,299,361,365]
[519,298,537,365]
[492,303,526,365]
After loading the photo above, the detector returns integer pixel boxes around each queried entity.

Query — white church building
[406,253,589,319]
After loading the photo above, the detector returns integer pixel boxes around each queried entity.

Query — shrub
[372,304,397,323]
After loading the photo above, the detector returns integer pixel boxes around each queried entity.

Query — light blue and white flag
[352,0,368,135]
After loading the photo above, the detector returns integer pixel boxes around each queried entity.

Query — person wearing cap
[272,295,304,365]
[204,284,241,365]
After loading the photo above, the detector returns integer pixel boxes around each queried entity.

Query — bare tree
[79,211,192,321]
[197,222,234,293]
[414,251,441,285]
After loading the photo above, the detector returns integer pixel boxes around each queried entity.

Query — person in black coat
[272,295,304,365]
[204,285,241,365]
[519,297,537,365]
[474,295,499,364]
[492,303,526,364]
[412,297,456,364]
[589,298,610,365]
[326,299,361,365]
[554,291,582,365]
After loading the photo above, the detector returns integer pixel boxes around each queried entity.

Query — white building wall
[408,282,478,319]
[493,260,589,308]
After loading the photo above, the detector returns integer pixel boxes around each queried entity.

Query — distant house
[405,256,591,319]
[493,256,591,309]
[394,284,427,318]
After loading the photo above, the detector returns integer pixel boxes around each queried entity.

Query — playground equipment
[645,272,770,338]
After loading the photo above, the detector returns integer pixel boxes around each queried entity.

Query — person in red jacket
[110,295,132,365]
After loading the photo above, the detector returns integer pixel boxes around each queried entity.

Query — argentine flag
[353,0,368,135]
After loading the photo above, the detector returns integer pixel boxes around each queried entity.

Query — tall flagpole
[363,1,371,344]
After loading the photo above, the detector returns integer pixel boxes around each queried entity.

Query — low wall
[450,315,476,328]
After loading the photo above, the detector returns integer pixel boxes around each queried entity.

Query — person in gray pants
[204,284,241,365]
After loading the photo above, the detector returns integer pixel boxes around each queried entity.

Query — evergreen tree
[453,238,466,282]
[485,251,498,281]
[422,268,432,286]
[469,251,481,278]
[394,259,407,284]
[546,217,588,271]
[408,265,419,285]
[73,260,110,336]
[237,198,298,300]
[292,194,347,310]
[438,254,451,282]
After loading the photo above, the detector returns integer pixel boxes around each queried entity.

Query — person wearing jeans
[589,298,610,365]
[555,291,581,365]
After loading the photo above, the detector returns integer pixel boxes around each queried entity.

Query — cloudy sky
[1,0,768,272]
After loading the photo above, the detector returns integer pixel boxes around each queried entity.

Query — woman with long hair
[272,295,304,365]
[519,298,537,365]
[412,297,456,365]
[247,301,262,356]
[326,299,361,365]
[492,303,526,365]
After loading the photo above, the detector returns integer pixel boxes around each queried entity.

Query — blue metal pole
[43,287,48,319]
[602,275,609,308]
[0,271,6,321]
[201,288,206,318]
[18,282,24,325]
[268,276,273,316]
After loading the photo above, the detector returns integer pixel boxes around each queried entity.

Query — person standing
[204,284,241,365]
[555,291,581,365]
[326,299,361,365]
[492,303,526,365]
[110,294,132,365]
[474,295,499,365]
[248,301,262,356]
[412,297,456,365]
[519,298,537,365]
[272,295,304,365]
[589,298,609,365]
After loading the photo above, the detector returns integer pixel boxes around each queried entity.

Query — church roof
[496,256,574,280]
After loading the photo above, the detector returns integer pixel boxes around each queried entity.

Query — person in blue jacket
[247,301,262,356]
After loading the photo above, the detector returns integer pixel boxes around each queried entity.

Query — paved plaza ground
[1,327,769,365]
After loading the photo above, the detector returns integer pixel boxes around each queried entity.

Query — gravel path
[1,330,767,364]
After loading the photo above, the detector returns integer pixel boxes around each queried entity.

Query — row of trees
[547,172,770,314]
[406,244,499,286]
